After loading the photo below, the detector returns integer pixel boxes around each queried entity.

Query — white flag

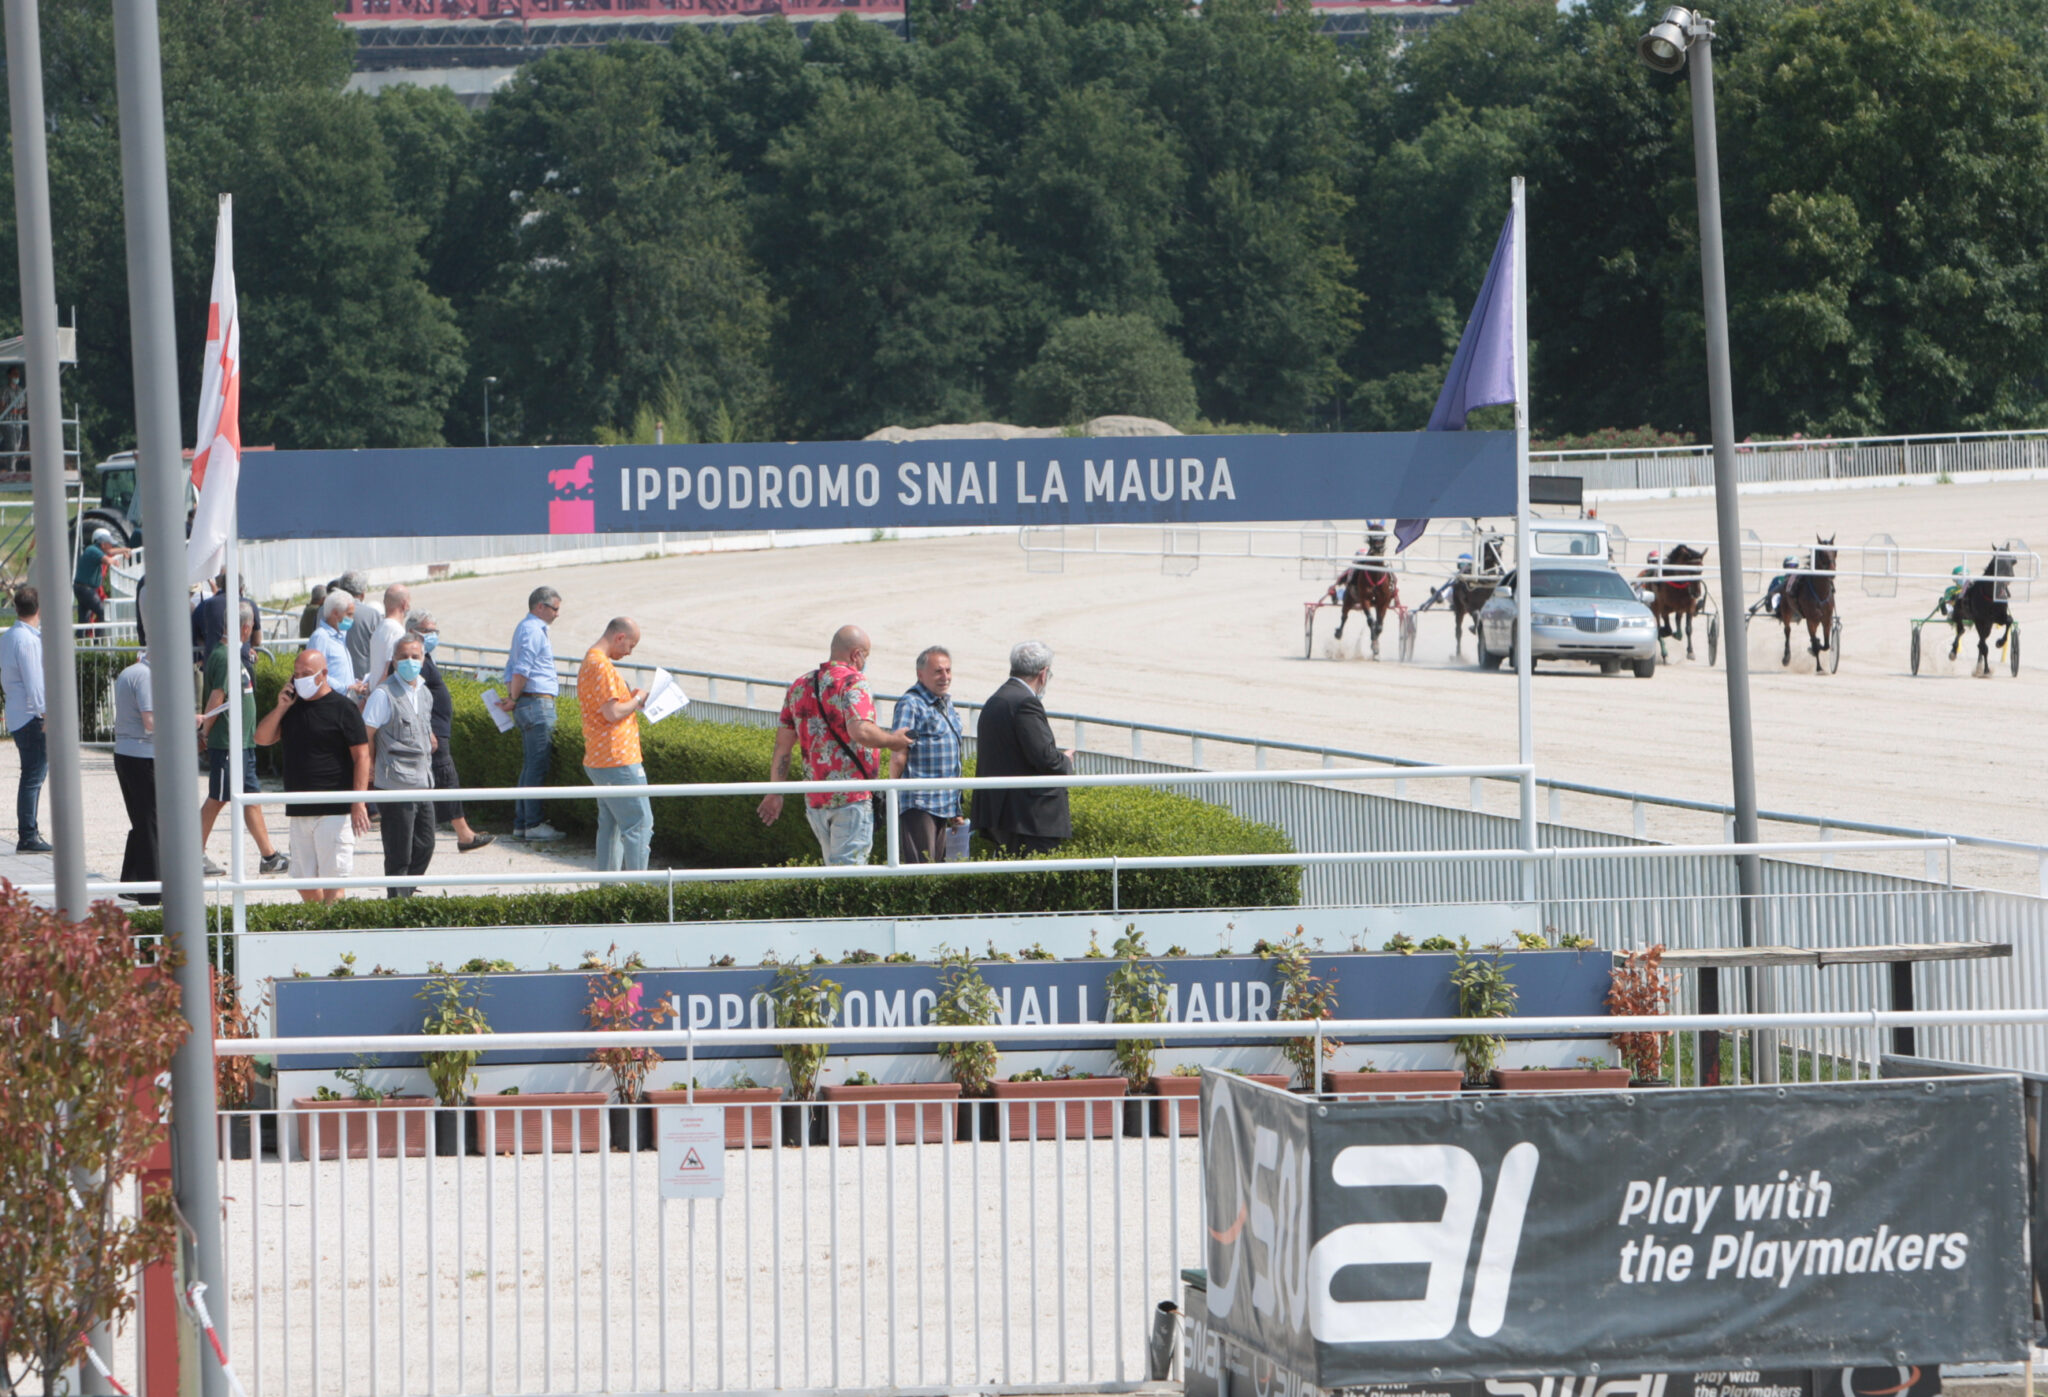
[185,194,240,587]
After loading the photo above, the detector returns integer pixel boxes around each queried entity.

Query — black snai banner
[1199,1072,2030,1386]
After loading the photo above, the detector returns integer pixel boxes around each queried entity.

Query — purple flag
[1397,204,1520,551]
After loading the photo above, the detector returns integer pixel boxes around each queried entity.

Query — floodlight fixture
[1638,6,1699,74]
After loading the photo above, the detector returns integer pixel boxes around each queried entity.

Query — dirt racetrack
[414,476,2046,890]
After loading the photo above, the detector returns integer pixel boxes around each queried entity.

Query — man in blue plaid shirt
[889,646,965,863]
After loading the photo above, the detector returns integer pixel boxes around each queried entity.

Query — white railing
[183,1009,2041,1397]
[1530,426,2048,492]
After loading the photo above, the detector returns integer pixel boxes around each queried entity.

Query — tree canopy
[5,0,2048,453]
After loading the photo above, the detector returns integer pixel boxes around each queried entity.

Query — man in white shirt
[112,652,159,903]
[363,633,436,896]
[364,584,411,689]
[307,590,360,694]
[0,585,49,852]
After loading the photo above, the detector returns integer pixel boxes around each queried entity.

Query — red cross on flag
[185,194,240,587]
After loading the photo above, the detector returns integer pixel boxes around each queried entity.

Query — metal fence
[1530,427,2048,493]
[178,1007,2045,1397]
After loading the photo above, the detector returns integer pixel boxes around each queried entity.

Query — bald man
[757,625,911,865]
[255,649,370,902]
[580,617,652,871]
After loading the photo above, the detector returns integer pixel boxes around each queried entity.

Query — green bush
[1014,313,1201,428]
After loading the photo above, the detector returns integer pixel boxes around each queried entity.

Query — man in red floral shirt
[756,624,912,864]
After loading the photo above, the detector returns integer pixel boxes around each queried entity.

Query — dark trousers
[992,829,1064,856]
[898,808,951,864]
[114,752,160,905]
[72,582,103,625]
[379,795,435,897]
[429,743,465,824]
[14,714,46,839]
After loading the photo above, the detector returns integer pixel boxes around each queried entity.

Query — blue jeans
[585,762,652,871]
[513,695,555,831]
[805,801,873,866]
[13,715,45,840]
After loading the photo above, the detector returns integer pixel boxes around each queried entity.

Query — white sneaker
[522,823,566,842]
[203,856,226,876]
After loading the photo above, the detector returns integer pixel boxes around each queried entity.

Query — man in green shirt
[198,599,287,875]
[73,527,129,630]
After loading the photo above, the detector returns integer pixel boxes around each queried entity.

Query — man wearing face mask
[363,633,436,897]
[198,598,288,876]
[406,609,493,852]
[255,650,370,903]
[971,640,1076,856]
[307,589,361,696]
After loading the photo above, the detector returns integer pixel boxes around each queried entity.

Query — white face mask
[293,675,321,700]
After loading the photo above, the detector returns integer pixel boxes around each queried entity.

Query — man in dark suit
[972,640,1075,854]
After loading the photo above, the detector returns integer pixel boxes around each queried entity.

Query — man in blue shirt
[308,589,360,694]
[889,645,965,864]
[0,586,48,851]
[497,585,564,840]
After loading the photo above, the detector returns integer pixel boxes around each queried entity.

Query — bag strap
[812,667,876,780]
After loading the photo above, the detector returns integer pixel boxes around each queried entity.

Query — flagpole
[1510,177,1536,900]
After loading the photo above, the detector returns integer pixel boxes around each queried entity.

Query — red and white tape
[184,1282,250,1397]
[79,1334,131,1397]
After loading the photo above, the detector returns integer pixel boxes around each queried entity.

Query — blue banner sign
[273,950,1610,1070]
[241,431,1516,539]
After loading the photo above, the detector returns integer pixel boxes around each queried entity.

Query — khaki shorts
[288,814,356,881]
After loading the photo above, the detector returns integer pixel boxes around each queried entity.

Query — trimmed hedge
[176,656,1300,932]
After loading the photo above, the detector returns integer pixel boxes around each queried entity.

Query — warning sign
[656,1106,726,1200]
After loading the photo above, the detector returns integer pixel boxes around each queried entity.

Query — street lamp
[484,374,497,447]
[1637,6,1772,1075]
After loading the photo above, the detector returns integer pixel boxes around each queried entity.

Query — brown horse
[1639,543,1708,661]
[1450,535,1502,657]
[1948,545,2017,676]
[1333,525,1400,657]
[1779,535,1837,671]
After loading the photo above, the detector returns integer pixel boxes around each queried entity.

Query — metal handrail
[1532,425,2048,463]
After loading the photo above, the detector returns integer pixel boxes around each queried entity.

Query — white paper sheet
[642,668,690,724]
[480,688,517,734]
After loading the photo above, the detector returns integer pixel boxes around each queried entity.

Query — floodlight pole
[1682,18,1774,1075]
[113,1,232,1387]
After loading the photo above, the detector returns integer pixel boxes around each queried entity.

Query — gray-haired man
[889,645,965,863]
[971,640,1075,855]
[364,633,435,896]
[497,585,564,840]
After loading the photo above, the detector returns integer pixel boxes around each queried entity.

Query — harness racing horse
[1450,536,1502,658]
[1640,543,1708,661]
[1333,525,1401,658]
[1949,546,2017,676]
[1779,535,1838,672]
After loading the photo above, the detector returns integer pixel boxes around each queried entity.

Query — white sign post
[657,1106,726,1201]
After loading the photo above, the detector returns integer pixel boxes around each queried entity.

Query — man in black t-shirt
[254,650,370,904]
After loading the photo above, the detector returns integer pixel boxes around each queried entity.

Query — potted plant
[1321,1061,1465,1100]
[771,961,841,1146]
[215,969,260,1160]
[472,1083,609,1154]
[992,1067,1129,1141]
[585,946,664,1150]
[1492,1055,1634,1092]
[1267,932,1340,1092]
[1104,928,1165,1131]
[1451,939,1516,1087]
[646,1072,784,1148]
[293,1057,430,1160]
[1150,1065,1293,1136]
[1608,945,1675,1086]
[416,968,491,1156]
[932,949,1001,1140]
[821,1069,963,1145]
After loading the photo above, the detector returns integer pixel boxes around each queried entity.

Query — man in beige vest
[363,633,436,897]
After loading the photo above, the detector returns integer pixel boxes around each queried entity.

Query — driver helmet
[1646,549,1661,562]
[1952,565,1967,576]
[1457,552,1473,564]
[1782,555,1799,569]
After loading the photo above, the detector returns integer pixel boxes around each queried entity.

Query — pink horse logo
[548,454,595,534]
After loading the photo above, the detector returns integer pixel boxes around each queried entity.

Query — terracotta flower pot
[992,1078,1130,1141]
[821,1082,963,1145]
[292,1097,432,1160]
[471,1091,608,1154]
[1150,1074,1292,1136]
[646,1086,784,1149]
[1322,1070,1466,1101]
[1489,1067,1632,1093]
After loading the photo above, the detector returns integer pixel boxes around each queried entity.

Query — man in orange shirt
[579,617,651,871]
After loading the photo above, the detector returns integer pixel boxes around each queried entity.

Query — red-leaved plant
[1,892,187,1396]
[584,944,662,1103]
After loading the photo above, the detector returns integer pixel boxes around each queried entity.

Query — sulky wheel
[1910,625,1922,676]
[1304,609,1316,660]
[1828,618,1844,674]
[2012,626,2022,677]
[1707,616,1720,668]
[1399,611,1418,663]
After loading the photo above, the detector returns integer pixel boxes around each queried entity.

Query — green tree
[758,84,1004,436]
[1014,312,1200,426]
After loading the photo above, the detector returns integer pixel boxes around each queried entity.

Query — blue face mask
[421,633,439,653]
[394,658,423,683]
[336,616,354,633]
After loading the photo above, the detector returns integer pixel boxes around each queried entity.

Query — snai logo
[549,454,596,535]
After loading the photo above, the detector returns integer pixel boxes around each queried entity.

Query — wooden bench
[1649,941,2011,1074]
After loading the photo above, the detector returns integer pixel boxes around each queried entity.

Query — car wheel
[1632,655,1657,679]
[1476,626,1503,671]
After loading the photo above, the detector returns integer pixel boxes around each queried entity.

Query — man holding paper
[579,617,653,871]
